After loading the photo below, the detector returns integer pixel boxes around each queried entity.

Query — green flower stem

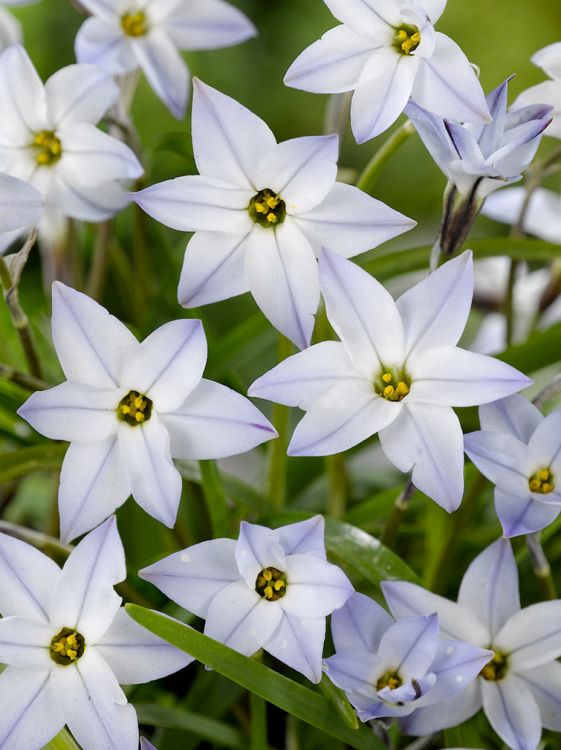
[326,453,348,520]
[44,728,80,750]
[356,120,415,194]
[532,373,561,409]
[380,479,415,549]
[250,692,269,750]
[526,532,557,601]
[267,335,294,508]
[200,459,229,538]
[0,230,42,379]
[86,219,113,300]
[0,363,48,391]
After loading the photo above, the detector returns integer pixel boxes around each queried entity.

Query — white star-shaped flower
[133,80,415,349]
[18,282,276,541]
[75,0,256,119]
[0,517,192,750]
[250,250,531,511]
[284,0,491,142]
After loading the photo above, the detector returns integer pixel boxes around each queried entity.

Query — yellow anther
[543,483,552,493]
[382,373,393,384]
[266,196,279,209]
[66,650,77,660]
[121,405,131,415]
[255,202,266,214]
[274,580,285,591]
[121,11,148,37]
[393,23,421,55]
[396,381,410,396]
[255,567,288,602]
[264,586,274,599]
[480,652,508,682]
[52,642,64,653]
[249,189,287,228]
[135,412,145,423]
[383,385,395,399]
[530,479,541,492]
[529,467,555,495]
[267,213,277,223]
[262,570,272,581]
[32,130,62,166]
[118,390,153,427]
[397,29,408,40]
[50,628,85,666]
[66,634,78,648]
[539,469,551,481]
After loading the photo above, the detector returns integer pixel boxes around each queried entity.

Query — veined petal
[0,533,60,622]
[0,45,46,145]
[323,0,399,34]
[463,430,530,497]
[53,648,139,750]
[59,437,131,543]
[205,579,283,656]
[178,230,251,307]
[397,250,473,358]
[0,668,64,750]
[378,614,439,680]
[0,173,43,234]
[51,281,139,388]
[255,135,338,213]
[408,346,531,407]
[248,341,359,411]
[412,33,491,124]
[134,175,251,233]
[131,29,189,119]
[118,414,182,528]
[235,522,286,587]
[379,403,464,512]
[50,174,132,223]
[331,592,393,652]
[0,616,54,669]
[495,487,561,538]
[405,100,456,178]
[17,382,121,443]
[265,613,325,683]
[528,407,561,470]
[160,379,276,460]
[287,379,398,457]
[275,516,326,559]
[284,25,376,94]
[318,249,404,375]
[245,219,319,350]
[75,17,138,74]
[457,538,520,640]
[75,0,120,21]
[49,517,125,643]
[420,639,493,707]
[323,649,382,707]
[417,0,447,23]
[192,79,276,189]
[515,82,561,141]
[294,182,415,258]
[402,680,482,734]
[481,676,541,750]
[121,319,207,413]
[495,601,561,671]
[45,64,118,128]
[162,0,256,50]
[351,47,418,143]
[96,608,192,684]
[140,538,239,618]
[381,581,490,646]
[479,394,543,443]
[521,661,561,732]
[281,554,353,618]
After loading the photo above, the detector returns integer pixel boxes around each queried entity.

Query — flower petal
[75,17,138,74]
[275,516,326,559]
[249,341,358,411]
[418,0,447,23]
[481,676,541,750]
[484,186,561,243]
[0,532,61,622]
[495,601,561,671]
[323,0,399,33]
[192,79,276,188]
[59,437,131,543]
[463,430,530,497]
[0,45,46,144]
[287,379,398,457]
[49,516,125,643]
[118,414,182,528]
[140,538,239,618]
[479,394,543,443]
[0,173,43,234]
[318,248,404,374]
[528,407,561,470]
[75,0,120,21]
[235,522,286,587]
[17,382,121,443]
[412,33,491,124]
[381,581,490,646]
[178,230,251,307]
[405,100,456,178]
[378,614,439,680]
[408,346,531,406]
[495,488,560,538]
[50,174,132,222]
[521,660,561,732]
[399,681,482,735]
[245,220,319,350]
[294,182,416,258]
[379,403,464,512]
[265,613,325,683]
[284,25,376,94]
[0,616,55,669]
[121,320,207,413]
[420,639,493,707]
[45,64,118,128]
[162,0,256,50]
[51,281,139,388]
[397,250,473,358]
[331,592,393,652]
[281,554,353,618]
[204,579,283,655]
[323,649,383,715]
[160,378,276,459]
[96,608,192,684]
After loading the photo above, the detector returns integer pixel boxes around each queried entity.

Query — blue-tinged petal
[59,123,142,185]
[419,639,493,707]
[323,0,399,33]
[378,614,439,680]
[405,100,456,178]
[521,660,561,731]
[399,681,482,735]
[140,538,239,618]
[0,45,46,144]
[141,740,157,750]
[477,78,510,156]
[457,538,519,640]
[265,613,325,683]
[0,616,55,669]
[377,673,435,705]
[324,648,383,704]
[75,17,137,74]
[528,407,561,471]
[444,121,485,165]
[161,0,256,51]
[235,522,286,587]
[416,0,447,22]
[495,601,561,671]
[531,41,561,78]
[463,430,530,497]
[495,488,560,538]
[131,30,189,119]
[281,554,353,618]
[484,186,561,244]
[275,516,326,559]
[481,675,541,750]
[331,592,393,653]
[0,173,43,234]
[478,394,543,443]
[45,63,118,128]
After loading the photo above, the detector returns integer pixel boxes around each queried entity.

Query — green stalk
[86,220,113,300]
[380,479,415,549]
[249,692,269,750]
[44,729,80,750]
[326,453,347,520]
[356,120,415,194]
[0,363,48,391]
[267,335,294,508]
[200,459,229,538]
[526,532,557,600]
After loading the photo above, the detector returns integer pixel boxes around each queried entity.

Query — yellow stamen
[255,567,288,602]
[33,130,62,166]
[249,189,286,228]
[529,467,555,495]
[267,213,277,223]
[121,11,148,37]
[118,390,153,427]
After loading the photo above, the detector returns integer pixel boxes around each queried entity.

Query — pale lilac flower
[140,516,353,683]
[0,45,142,249]
[284,0,490,143]
[0,0,40,51]
[75,0,256,119]
[465,395,561,537]
[0,517,191,750]
[515,43,561,139]
[140,740,156,750]
[383,539,561,750]
[0,172,43,235]
[250,250,530,511]
[18,282,276,542]
[484,186,561,244]
[324,592,492,721]
[133,81,415,349]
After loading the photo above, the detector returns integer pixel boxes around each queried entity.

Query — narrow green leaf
[319,674,359,730]
[200,460,229,537]
[43,729,80,750]
[0,443,66,482]
[136,703,248,750]
[126,605,384,750]
[498,321,561,372]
